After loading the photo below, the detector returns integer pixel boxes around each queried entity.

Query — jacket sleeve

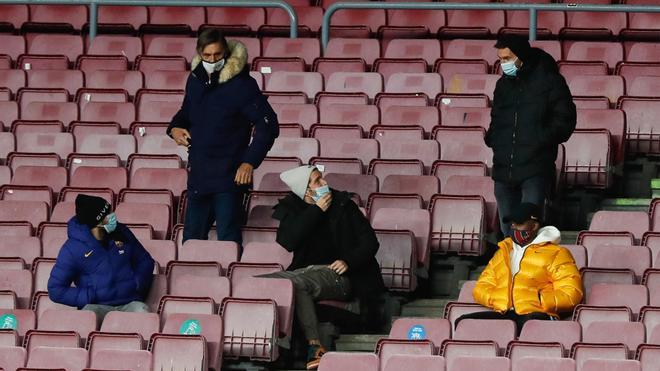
[540,74,577,146]
[125,228,155,297]
[274,202,324,252]
[47,246,95,309]
[239,79,280,168]
[166,77,192,137]
[540,247,584,314]
[340,201,379,271]
[473,250,502,310]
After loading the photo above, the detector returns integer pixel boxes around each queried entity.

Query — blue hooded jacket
[48,217,155,309]
[167,40,279,196]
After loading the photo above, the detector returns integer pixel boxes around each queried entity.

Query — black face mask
[511,229,535,246]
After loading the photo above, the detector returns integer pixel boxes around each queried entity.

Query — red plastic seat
[565,41,624,71]
[587,283,648,317]
[146,6,204,33]
[442,106,490,129]
[586,245,651,282]
[10,166,67,194]
[220,298,279,361]
[22,102,77,127]
[265,71,323,101]
[0,70,25,95]
[0,5,28,31]
[561,11,627,39]
[564,129,611,189]
[27,34,83,64]
[162,313,223,371]
[70,166,127,194]
[27,4,87,31]
[25,345,88,370]
[76,134,136,162]
[319,103,379,133]
[582,359,641,371]
[589,210,649,243]
[26,70,82,96]
[569,75,625,105]
[434,127,492,166]
[443,39,495,66]
[319,138,379,167]
[150,334,208,371]
[430,195,485,255]
[372,208,430,273]
[145,37,197,63]
[576,109,626,165]
[80,102,135,132]
[380,9,445,39]
[376,338,434,371]
[263,37,320,67]
[440,10,505,38]
[440,339,498,369]
[268,137,318,163]
[262,6,322,37]
[503,10,565,38]
[206,7,265,35]
[325,72,383,100]
[383,39,440,66]
[17,88,68,114]
[379,105,438,135]
[389,317,450,348]
[571,343,628,371]
[318,352,379,371]
[325,38,380,67]
[445,74,499,101]
[385,73,442,100]
[323,173,377,205]
[328,8,385,38]
[373,230,416,292]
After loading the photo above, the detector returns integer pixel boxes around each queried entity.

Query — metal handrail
[0,0,299,39]
[322,2,660,52]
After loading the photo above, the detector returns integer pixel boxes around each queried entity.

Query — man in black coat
[267,165,385,370]
[486,35,576,237]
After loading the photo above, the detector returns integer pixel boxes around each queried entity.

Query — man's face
[200,42,225,63]
[307,170,327,193]
[497,47,522,68]
[511,219,540,233]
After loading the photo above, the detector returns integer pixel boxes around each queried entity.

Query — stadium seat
[434,127,492,166]
[27,34,83,63]
[628,75,660,98]
[38,308,96,341]
[319,138,379,166]
[445,74,499,101]
[576,108,626,165]
[318,352,379,371]
[571,343,628,371]
[22,102,77,127]
[179,239,239,274]
[450,356,511,371]
[324,38,381,67]
[26,70,82,96]
[379,105,439,135]
[67,153,121,178]
[220,298,278,361]
[503,10,565,38]
[569,75,625,105]
[561,11,627,40]
[129,167,186,198]
[17,88,68,114]
[384,355,445,371]
[80,102,136,132]
[442,106,490,129]
[430,195,485,255]
[77,134,136,162]
[145,37,197,63]
[644,269,660,306]
[25,345,88,370]
[443,175,497,233]
[86,35,142,64]
[577,230,635,249]
[374,230,417,292]
[440,340,498,370]
[380,175,439,203]
[518,319,581,355]
[622,10,660,40]
[325,72,383,100]
[431,161,488,193]
[263,38,320,67]
[270,103,318,132]
[323,173,378,204]
[145,6,205,34]
[389,317,450,350]
[0,235,40,267]
[581,268,636,301]
[262,6,322,37]
[318,103,379,133]
[512,357,575,371]
[440,10,505,38]
[619,97,660,155]
[10,166,67,194]
[76,89,129,112]
[563,244,587,269]
[454,319,515,351]
[268,137,318,163]
[586,245,651,281]
[150,334,207,371]
[583,321,645,356]
[115,202,170,239]
[375,339,435,371]
[96,315,153,348]
[443,39,495,66]
[265,71,323,101]
[587,283,648,317]
[380,9,445,39]
[565,41,624,71]
[372,208,431,273]
[581,359,641,371]
[328,8,385,38]
[382,40,439,71]
[589,211,649,243]
[70,166,127,194]
[162,313,223,371]
[564,129,611,189]
[241,242,292,269]
[385,73,442,101]
[0,70,25,95]
[206,7,265,35]
[0,201,48,233]
[89,349,152,371]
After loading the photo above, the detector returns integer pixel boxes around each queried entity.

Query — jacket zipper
[508,242,532,312]
[508,111,518,181]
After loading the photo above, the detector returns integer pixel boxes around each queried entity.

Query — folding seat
[560,11,627,40]
[241,227,277,246]
[643,233,660,268]
[76,134,136,162]
[628,76,660,98]
[442,40,494,66]
[384,355,445,371]
[327,8,385,38]
[376,339,434,371]
[270,103,317,133]
[622,11,660,40]
[0,133,15,160]
[268,138,318,163]
[95,312,157,348]
[115,202,170,239]
[389,318,450,349]
[261,6,322,37]
[205,7,265,35]
[325,72,383,101]
[85,70,144,98]
[150,333,207,370]
[373,230,417,292]
[558,61,608,82]
[37,222,66,258]
[589,211,649,243]
[569,75,625,105]
[571,343,629,371]
[644,269,660,306]
[378,105,439,136]
[86,35,142,65]
[179,239,240,273]
[0,34,25,64]
[142,6,204,34]
[370,126,425,142]
[25,70,82,96]
[445,74,499,101]
[70,166,127,194]
[25,345,88,369]
[136,56,187,75]
[253,159,302,192]
[0,236,40,267]
[565,42,624,72]
[169,274,230,311]
[220,297,278,361]
[0,345,26,370]
[0,70,25,95]
[587,283,648,317]
[369,160,424,185]
[318,103,379,133]
[502,10,565,38]
[577,230,635,249]
[583,321,645,356]
[9,166,66,196]
[582,359,642,371]
[312,58,366,83]
[453,318,516,351]
[27,34,83,65]
[449,356,511,371]
[79,102,135,132]
[586,245,651,281]
[441,106,491,130]
[638,344,660,371]
[384,73,442,101]
[158,296,215,328]
[0,221,32,238]
[430,195,485,255]
[383,39,441,68]
[262,38,320,67]
[93,4,146,33]
[564,129,611,189]
[6,152,59,173]
[88,349,152,371]
[0,269,31,308]
[86,332,144,366]
[21,56,70,70]
[581,267,637,302]
[517,319,581,354]
[512,357,575,371]
[323,173,377,205]
[434,127,492,166]
[135,135,188,163]
[372,208,431,274]
[318,352,379,371]
[380,174,439,202]
[0,200,48,233]
[162,314,222,371]
[167,261,222,286]
[440,339,498,370]
[265,71,323,101]
[0,4,27,32]
[324,38,381,67]
[440,10,505,38]
[227,263,283,291]
[617,96,660,157]
[0,101,18,129]
[319,136,378,164]
[67,153,121,179]
[434,60,489,86]
[17,90,67,119]
[562,244,587,269]
[145,37,197,63]
[576,109,626,165]
[241,242,292,269]
[37,308,96,341]
[141,70,186,91]
[443,175,497,233]
[379,9,446,39]
[26,4,87,31]
[0,308,34,341]
[76,89,129,112]
[436,94,488,118]
[129,166,186,197]
[21,102,77,128]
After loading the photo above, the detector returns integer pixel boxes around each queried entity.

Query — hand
[171,128,191,147]
[315,192,332,212]
[328,260,348,275]
[234,163,254,185]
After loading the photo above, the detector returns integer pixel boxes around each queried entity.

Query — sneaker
[306,344,326,370]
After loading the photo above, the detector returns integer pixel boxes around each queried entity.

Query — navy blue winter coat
[48,217,155,309]
[167,40,279,196]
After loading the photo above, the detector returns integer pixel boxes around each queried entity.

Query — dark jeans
[455,310,552,336]
[494,175,548,237]
[182,191,243,244]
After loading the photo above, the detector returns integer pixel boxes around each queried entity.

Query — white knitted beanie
[280,165,318,200]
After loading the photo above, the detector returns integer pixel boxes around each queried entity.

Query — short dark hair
[196,28,228,53]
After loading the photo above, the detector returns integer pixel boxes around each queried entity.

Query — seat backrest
[38,309,96,340]
[100,311,160,340]
[220,298,278,361]
[454,319,516,350]
[90,349,152,371]
[318,352,379,371]
[587,283,648,315]
[583,321,645,353]
[389,318,450,347]
[512,356,575,371]
[586,245,651,280]
[150,334,207,371]
[383,354,445,371]
[589,211,649,242]
[519,319,581,351]
[430,195,485,255]
[241,242,292,268]
[376,339,434,371]
[581,359,641,371]
[161,313,222,371]
[450,356,510,371]
[26,346,88,370]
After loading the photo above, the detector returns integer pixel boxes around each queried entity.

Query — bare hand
[329,260,348,275]
[315,192,332,212]
[234,163,254,185]
[171,128,191,147]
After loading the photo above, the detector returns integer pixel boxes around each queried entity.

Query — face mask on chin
[501,58,519,77]
[511,229,535,246]
[202,58,225,75]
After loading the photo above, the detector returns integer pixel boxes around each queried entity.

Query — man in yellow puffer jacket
[457,203,583,332]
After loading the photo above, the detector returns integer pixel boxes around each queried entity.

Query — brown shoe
[306,344,327,370]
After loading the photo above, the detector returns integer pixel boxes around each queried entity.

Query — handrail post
[89,0,98,41]
[528,7,537,41]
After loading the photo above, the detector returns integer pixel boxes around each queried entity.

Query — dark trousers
[182,191,243,244]
[455,310,552,336]
[494,175,548,237]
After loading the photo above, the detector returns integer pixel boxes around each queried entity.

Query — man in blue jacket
[168,28,279,243]
[48,195,155,326]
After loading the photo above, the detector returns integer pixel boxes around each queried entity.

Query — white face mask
[202,59,225,75]
[501,58,519,77]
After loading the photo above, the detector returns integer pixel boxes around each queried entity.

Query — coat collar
[191,40,248,84]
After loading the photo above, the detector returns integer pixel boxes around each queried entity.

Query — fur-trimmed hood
[191,40,248,84]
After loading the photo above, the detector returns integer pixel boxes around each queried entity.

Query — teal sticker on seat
[179,319,201,335]
[0,314,17,330]
[407,325,426,340]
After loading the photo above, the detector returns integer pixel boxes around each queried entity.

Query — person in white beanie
[264,165,385,370]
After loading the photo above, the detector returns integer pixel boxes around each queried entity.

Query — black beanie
[75,194,111,228]
[495,34,532,62]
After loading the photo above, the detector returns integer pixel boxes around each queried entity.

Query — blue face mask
[311,185,330,202]
[102,213,118,234]
[501,58,519,77]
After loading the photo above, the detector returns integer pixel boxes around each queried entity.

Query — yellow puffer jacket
[473,226,583,317]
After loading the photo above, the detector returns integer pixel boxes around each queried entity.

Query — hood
[67,216,102,246]
[529,225,561,246]
[191,40,248,84]
[518,47,559,76]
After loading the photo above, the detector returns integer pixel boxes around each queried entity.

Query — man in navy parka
[168,28,279,244]
[48,194,155,326]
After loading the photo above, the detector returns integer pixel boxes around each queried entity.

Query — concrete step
[400,298,450,317]
[335,334,384,352]
[600,198,651,212]
[561,230,579,245]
